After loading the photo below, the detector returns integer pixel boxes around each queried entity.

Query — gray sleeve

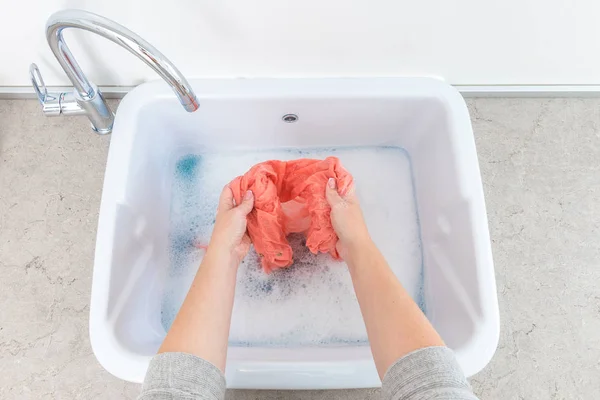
[138,352,226,400]
[381,346,479,400]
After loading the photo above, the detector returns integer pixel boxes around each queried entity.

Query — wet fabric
[229,157,353,273]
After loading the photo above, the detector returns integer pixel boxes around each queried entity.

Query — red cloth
[229,157,353,273]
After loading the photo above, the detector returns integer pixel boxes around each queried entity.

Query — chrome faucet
[29,9,199,134]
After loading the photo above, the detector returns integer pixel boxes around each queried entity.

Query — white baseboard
[3,84,600,99]
[456,85,600,97]
[0,86,132,99]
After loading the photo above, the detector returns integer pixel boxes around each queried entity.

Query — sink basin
[90,78,499,389]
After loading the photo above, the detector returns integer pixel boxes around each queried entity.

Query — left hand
[207,185,254,266]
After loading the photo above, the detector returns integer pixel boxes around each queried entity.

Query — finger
[342,182,358,203]
[235,190,254,215]
[218,185,235,212]
[325,178,345,208]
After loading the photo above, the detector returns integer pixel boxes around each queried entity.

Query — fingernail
[328,178,336,189]
[244,190,254,200]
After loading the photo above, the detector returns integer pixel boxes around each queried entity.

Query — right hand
[325,178,372,259]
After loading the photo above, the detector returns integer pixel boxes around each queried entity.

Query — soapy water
[161,147,424,347]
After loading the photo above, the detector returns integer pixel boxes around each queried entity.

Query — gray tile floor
[1,99,598,399]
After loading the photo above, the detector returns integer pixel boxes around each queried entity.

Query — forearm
[158,248,238,372]
[346,241,444,379]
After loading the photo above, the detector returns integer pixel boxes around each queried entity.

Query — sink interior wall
[108,95,480,360]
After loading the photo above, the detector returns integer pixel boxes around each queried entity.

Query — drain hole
[282,114,298,123]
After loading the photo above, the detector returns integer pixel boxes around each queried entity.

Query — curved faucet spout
[31,9,199,134]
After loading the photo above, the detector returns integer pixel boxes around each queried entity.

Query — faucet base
[30,63,114,134]
[74,84,114,134]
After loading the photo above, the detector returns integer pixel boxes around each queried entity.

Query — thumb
[325,178,344,208]
[236,190,254,215]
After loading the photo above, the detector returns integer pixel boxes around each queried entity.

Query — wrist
[203,245,239,271]
[343,231,373,254]
[344,238,377,268]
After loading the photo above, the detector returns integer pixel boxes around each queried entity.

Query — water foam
[162,147,423,347]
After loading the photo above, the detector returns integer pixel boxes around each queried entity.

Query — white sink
[90,78,499,389]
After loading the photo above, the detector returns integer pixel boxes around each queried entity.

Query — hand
[325,178,372,259]
[207,185,254,267]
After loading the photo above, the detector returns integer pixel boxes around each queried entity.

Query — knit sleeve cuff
[140,352,226,400]
[382,346,478,400]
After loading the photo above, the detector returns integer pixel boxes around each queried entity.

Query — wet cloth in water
[229,157,353,273]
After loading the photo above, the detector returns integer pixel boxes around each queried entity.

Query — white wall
[2,0,600,86]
